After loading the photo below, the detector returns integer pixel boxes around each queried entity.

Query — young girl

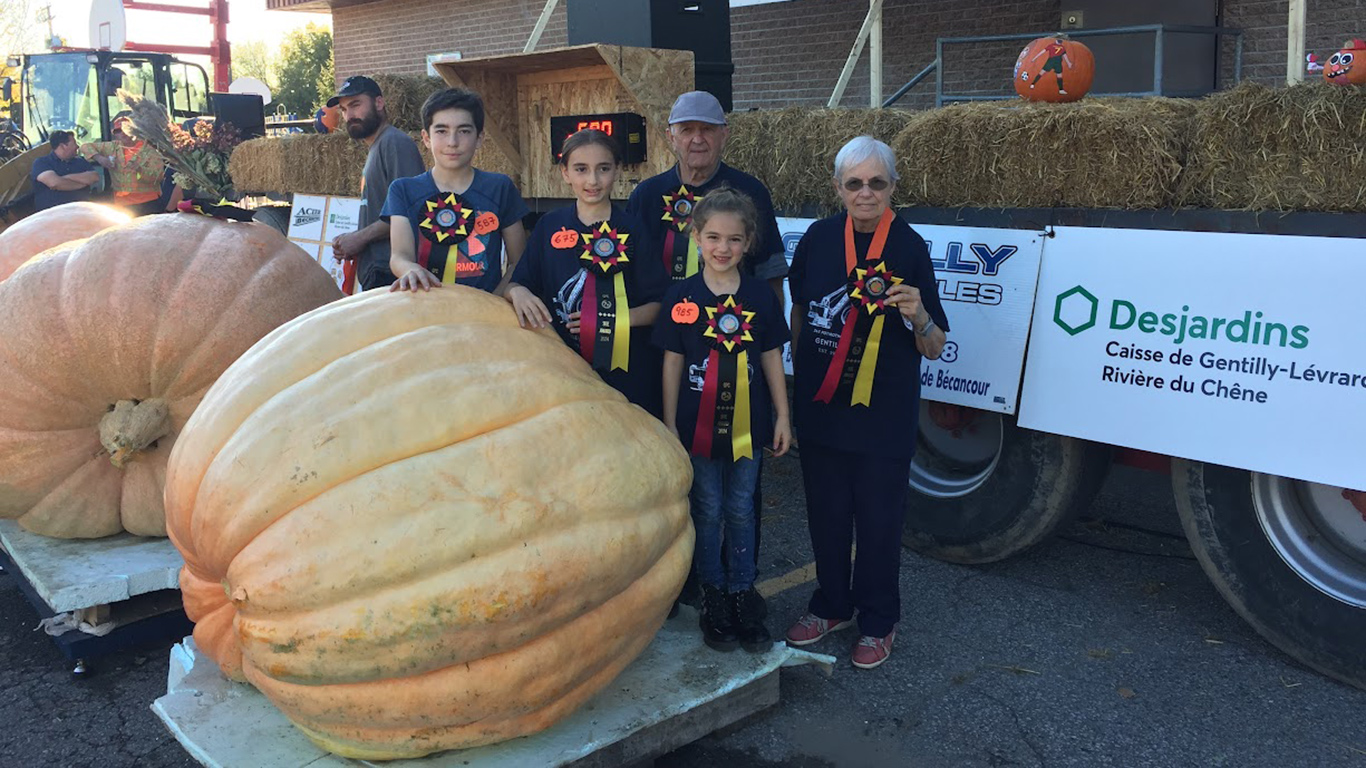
[506,130,669,416]
[653,188,791,653]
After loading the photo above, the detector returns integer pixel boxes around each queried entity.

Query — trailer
[770,205,1366,690]
[152,611,832,767]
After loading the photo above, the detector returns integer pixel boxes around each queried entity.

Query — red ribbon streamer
[341,259,358,296]
[691,349,721,458]
[813,308,860,402]
[580,270,599,362]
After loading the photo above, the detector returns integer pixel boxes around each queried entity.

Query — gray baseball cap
[668,91,727,125]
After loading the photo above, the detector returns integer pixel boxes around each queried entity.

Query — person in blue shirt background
[384,88,528,294]
[30,131,101,211]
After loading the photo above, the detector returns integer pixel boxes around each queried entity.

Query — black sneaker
[699,584,739,652]
[730,587,772,653]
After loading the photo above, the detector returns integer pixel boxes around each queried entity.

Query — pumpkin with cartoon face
[1324,40,1366,85]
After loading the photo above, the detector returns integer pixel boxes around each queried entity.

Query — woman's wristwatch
[902,312,935,336]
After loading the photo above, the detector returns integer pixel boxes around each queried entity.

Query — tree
[232,39,277,90]
[274,23,332,118]
[1,1,42,59]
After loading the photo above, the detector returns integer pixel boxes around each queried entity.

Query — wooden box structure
[433,44,694,201]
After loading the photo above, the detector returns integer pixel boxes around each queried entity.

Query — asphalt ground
[2,459,1364,768]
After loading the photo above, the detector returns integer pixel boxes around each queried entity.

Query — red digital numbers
[575,120,615,136]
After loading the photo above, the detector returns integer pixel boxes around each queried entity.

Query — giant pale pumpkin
[0,213,343,538]
[165,287,693,760]
[1014,35,1095,103]
[0,202,130,281]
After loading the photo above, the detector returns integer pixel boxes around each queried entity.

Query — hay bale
[1179,81,1366,211]
[371,74,447,133]
[230,133,366,196]
[892,97,1194,210]
[230,129,520,197]
[726,108,917,213]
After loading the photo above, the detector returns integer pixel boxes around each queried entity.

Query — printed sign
[777,218,1044,413]
[288,195,364,292]
[1018,226,1366,488]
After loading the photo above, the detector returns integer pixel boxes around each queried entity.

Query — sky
[38,0,327,52]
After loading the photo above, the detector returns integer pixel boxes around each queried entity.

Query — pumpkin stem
[99,398,171,469]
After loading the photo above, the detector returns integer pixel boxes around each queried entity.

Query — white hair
[832,135,899,183]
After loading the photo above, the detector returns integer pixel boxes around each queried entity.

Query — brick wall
[331,0,568,78]
[730,0,1059,110]
[327,0,1366,108]
[1224,0,1364,84]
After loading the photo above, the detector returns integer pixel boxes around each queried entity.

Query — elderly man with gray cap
[633,91,787,616]
[328,75,425,292]
[627,90,787,295]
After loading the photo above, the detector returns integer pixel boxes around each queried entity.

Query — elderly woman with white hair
[783,135,949,669]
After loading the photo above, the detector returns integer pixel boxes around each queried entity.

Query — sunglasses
[842,177,890,192]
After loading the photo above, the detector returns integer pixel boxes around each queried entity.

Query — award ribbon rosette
[661,185,704,280]
[692,296,757,461]
[416,191,476,283]
[814,208,902,407]
[577,221,632,372]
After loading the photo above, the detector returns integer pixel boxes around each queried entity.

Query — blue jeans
[689,455,760,592]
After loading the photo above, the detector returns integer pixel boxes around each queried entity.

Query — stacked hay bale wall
[724,82,1366,215]
[232,80,1366,215]
[1178,82,1366,212]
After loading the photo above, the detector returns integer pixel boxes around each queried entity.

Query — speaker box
[210,93,266,140]
[566,0,734,111]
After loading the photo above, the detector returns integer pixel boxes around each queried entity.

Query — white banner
[288,195,363,292]
[1018,226,1366,488]
[777,218,1044,413]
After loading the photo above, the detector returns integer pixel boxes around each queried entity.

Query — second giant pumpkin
[0,213,343,538]
[0,202,130,281]
[165,287,694,760]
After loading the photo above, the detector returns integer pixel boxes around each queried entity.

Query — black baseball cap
[326,75,382,107]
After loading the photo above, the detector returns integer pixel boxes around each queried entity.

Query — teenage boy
[384,88,528,294]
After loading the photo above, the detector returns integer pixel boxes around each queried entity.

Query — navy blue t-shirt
[381,169,529,293]
[788,213,950,460]
[511,204,669,417]
[653,273,790,459]
[626,162,787,281]
[30,153,96,211]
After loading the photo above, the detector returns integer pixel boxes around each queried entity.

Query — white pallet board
[152,613,833,767]
[0,520,183,612]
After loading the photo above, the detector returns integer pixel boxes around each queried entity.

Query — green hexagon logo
[1054,285,1098,336]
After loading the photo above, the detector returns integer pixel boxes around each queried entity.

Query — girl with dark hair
[654,187,791,653]
[506,129,670,416]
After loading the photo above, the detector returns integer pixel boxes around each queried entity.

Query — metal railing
[882,24,1244,109]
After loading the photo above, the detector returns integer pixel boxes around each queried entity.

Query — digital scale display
[549,112,647,164]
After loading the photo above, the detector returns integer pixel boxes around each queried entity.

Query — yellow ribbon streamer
[851,315,885,407]
[732,349,753,460]
[611,273,631,371]
[685,236,700,277]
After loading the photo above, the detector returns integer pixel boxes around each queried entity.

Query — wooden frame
[433,45,695,200]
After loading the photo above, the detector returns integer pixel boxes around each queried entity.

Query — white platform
[152,615,833,767]
[0,519,183,612]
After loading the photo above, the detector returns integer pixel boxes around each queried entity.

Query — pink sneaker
[784,613,854,647]
[852,630,896,669]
